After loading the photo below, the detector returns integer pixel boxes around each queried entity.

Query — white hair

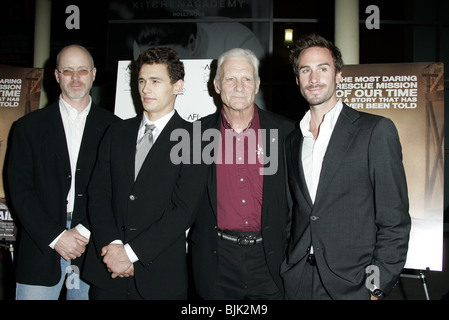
[215,48,260,89]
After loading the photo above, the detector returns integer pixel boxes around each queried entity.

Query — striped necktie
[135,123,156,179]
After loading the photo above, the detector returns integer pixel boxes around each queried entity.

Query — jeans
[15,221,90,300]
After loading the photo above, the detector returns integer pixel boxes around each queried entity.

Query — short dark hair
[135,46,185,83]
[290,33,344,77]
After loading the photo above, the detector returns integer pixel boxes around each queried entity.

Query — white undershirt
[300,100,343,203]
[49,96,92,249]
[300,100,343,255]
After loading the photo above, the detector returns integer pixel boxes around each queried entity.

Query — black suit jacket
[6,101,119,286]
[83,111,208,299]
[189,107,295,298]
[281,104,411,299]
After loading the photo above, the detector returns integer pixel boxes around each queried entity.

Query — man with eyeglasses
[6,44,120,300]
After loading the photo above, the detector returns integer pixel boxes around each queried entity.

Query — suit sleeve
[88,127,122,255]
[6,120,63,252]
[369,117,411,294]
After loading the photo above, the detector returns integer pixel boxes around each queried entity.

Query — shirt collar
[59,95,92,120]
[300,99,343,138]
[140,109,175,133]
[221,105,260,132]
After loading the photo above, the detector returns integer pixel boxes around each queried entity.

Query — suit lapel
[259,109,279,208]
[77,104,105,170]
[313,105,360,206]
[290,130,314,208]
[133,111,184,183]
[126,116,142,185]
[45,103,71,175]
[206,112,221,218]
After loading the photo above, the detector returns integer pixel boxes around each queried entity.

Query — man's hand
[54,228,89,261]
[101,243,134,278]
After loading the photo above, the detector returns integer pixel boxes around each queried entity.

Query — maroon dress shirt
[216,107,264,232]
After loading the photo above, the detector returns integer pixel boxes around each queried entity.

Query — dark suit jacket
[189,107,295,298]
[83,111,208,299]
[5,101,119,286]
[281,104,411,300]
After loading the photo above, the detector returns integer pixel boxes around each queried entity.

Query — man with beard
[6,45,119,299]
[280,34,411,300]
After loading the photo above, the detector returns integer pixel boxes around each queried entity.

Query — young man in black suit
[83,47,207,300]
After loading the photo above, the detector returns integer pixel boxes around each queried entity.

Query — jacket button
[310,216,319,221]
[129,195,136,200]
[121,225,126,231]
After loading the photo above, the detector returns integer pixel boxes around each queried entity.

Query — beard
[302,84,335,107]
[64,81,89,100]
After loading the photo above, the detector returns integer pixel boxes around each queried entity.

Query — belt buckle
[307,253,316,266]
[237,236,251,246]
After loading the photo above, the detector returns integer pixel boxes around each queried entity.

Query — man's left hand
[101,243,134,278]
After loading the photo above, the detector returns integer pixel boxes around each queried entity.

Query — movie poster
[0,66,43,242]
[336,62,445,271]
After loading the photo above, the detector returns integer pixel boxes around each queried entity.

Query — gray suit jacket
[281,104,411,300]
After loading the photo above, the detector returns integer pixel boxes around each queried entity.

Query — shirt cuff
[49,224,91,249]
[49,230,66,249]
[110,240,139,263]
[75,224,91,239]
[124,243,139,263]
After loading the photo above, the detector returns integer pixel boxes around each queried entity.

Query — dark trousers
[89,277,144,300]
[295,259,332,300]
[206,236,283,300]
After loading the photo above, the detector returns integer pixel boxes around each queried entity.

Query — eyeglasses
[58,68,93,77]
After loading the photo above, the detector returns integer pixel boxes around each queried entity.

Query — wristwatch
[371,288,385,300]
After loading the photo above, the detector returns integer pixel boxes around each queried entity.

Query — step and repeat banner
[0,66,43,242]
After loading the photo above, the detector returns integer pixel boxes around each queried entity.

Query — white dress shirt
[300,100,343,204]
[49,96,92,248]
[300,100,343,255]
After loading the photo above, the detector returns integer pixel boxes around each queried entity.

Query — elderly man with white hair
[189,48,295,300]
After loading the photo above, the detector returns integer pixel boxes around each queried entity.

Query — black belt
[217,229,263,246]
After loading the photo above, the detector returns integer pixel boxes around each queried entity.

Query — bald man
[6,45,120,300]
